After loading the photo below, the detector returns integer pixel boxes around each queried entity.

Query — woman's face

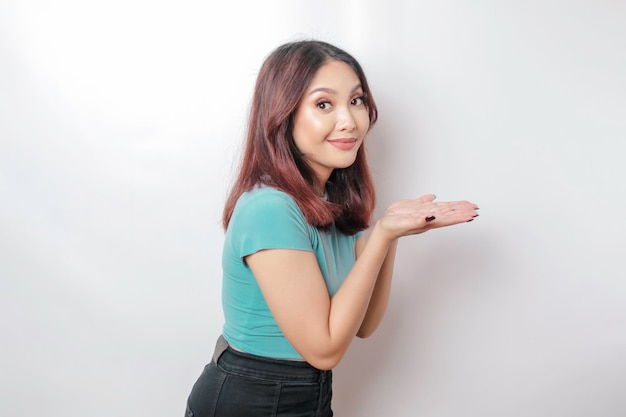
[292,60,370,187]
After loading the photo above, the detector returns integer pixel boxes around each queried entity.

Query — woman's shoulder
[232,185,304,221]
[228,185,312,242]
[238,185,298,208]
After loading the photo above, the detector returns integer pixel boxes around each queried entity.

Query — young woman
[185,40,478,417]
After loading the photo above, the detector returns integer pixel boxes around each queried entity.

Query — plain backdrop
[1,1,625,416]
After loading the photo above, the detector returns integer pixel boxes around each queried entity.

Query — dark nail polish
[466,219,474,222]
[425,215,436,222]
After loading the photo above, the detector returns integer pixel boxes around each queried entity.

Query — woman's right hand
[377,194,479,241]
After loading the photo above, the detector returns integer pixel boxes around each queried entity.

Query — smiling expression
[292,60,371,190]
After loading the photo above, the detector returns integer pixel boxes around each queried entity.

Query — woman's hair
[222,40,378,235]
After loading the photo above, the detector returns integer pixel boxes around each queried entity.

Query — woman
[185,40,478,417]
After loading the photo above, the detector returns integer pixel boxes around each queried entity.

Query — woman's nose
[336,107,357,132]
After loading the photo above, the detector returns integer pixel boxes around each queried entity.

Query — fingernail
[473,214,479,218]
[425,215,436,222]
[466,219,474,222]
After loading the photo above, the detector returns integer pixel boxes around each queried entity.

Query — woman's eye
[317,101,331,110]
[351,96,364,106]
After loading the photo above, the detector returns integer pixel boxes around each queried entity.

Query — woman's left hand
[377,194,479,241]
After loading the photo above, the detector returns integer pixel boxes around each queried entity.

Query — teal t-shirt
[221,186,361,359]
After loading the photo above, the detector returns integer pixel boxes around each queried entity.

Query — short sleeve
[229,188,313,258]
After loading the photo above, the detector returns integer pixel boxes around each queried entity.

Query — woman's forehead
[306,60,361,94]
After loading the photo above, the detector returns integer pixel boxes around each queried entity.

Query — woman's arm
[355,237,397,338]
[246,221,393,370]
[246,194,478,370]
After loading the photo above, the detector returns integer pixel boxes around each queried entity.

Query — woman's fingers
[379,198,479,239]
[384,197,479,231]
[420,201,479,226]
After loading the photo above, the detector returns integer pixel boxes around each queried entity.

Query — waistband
[212,335,330,383]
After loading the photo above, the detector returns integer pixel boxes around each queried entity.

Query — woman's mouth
[327,138,358,150]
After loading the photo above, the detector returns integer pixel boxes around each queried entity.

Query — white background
[1,1,625,416]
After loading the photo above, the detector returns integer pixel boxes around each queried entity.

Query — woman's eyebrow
[308,84,363,96]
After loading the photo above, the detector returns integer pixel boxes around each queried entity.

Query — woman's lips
[327,138,358,150]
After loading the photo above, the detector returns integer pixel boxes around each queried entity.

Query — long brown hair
[223,40,378,235]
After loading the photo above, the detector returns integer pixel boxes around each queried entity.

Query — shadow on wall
[333,226,497,416]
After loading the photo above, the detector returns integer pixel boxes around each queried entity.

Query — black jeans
[186,338,333,417]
